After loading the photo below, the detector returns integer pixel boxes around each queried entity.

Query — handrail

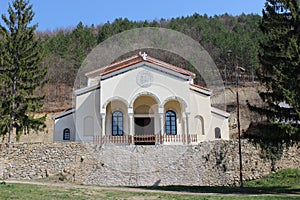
[94,133,199,145]
[134,135,156,143]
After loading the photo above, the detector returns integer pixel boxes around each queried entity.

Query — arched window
[63,128,70,140]
[165,110,177,135]
[112,111,123,136]
[215,127,221,139]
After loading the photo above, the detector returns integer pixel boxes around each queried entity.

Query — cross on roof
[139,51,148,60]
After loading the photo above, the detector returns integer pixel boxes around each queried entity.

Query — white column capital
[129,113,134,119]
[128,107,134,115]
[184,112,191,118]
[158,107,164,114]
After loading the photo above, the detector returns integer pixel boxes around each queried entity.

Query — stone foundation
[0,140,299,186]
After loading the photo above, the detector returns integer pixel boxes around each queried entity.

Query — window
[63,128,70,140]
[112,111,123,136]
[215,127,221,139]
[165,110,177,135]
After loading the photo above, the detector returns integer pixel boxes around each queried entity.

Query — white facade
[53,53,229,144]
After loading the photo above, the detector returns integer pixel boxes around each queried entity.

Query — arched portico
[101,94,193,145]
[129,92,161,108]
[161,96,188,110]
[132,94,159,145]
[104,99,129,136]
[163,98,188,144]
[102,96,129,109]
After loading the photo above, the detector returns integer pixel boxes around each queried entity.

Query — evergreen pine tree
[0,0,47,142]
[97,23,112,43]
[71,22,97,69]
[248,0,300,141]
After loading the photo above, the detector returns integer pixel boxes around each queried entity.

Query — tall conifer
[248,0,300,141]
[0,0,47,142]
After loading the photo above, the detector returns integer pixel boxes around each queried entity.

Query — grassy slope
[0,169,299,200]
[244,168,300,188]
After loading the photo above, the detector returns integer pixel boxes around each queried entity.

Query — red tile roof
[85,53,196,78]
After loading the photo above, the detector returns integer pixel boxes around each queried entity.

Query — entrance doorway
[134,117,155,145]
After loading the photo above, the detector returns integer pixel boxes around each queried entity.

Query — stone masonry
[0,140,299,186]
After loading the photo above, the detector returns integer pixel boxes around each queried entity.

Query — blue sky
[0,0,266,31]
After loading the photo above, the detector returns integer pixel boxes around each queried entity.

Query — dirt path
[4,179,300,197]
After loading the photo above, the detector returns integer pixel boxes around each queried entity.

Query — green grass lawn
[0,169,299,200]
[245,168,300,188]
[136,169,300,195]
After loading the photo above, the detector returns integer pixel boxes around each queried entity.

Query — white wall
[64,61,230,143]
[188,89,213,141]
[100,63,191,114]
[105,100,129,135]
[75,88,101,142]
[210,112,230,140]
[53,113,75,142]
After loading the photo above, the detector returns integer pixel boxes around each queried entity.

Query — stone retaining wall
[0,140,299,186]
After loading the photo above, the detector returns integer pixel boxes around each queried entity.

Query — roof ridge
[85,54,139,77]
[86,53,196,78]
[146,56,195,77]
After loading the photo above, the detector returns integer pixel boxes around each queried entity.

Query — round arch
[129,92,161,108]
[161,96,188,110]
[74,27,226,111]
[102,96,129,109]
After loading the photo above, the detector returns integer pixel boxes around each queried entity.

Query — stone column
[185,112,190,144]
[128,108,134,144]
[101,113,106,136]
[158,107,164,145]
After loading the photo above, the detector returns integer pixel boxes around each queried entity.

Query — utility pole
[227,49,244,188]
[236,65,245,188]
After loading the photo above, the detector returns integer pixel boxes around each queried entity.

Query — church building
[53,52,229,145]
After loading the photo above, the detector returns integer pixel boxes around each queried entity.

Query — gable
[100,64,193,111]
[100,63,191,92]
[101,61,192,82]
[85,53,195,81]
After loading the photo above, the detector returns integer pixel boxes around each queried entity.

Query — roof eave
[74,84,100,96]
[211,107,230,118]
[52,109,75,120]
[85,54,140,78]
[85,54,196,79]
[189,84,211,96]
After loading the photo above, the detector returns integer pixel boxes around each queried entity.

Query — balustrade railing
[94,135,132,144]
[163,134,182,143]
[189,134,198,143]
[134,135,156,144]
[94,133,199,145]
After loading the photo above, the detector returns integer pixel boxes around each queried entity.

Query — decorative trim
[136,70,153,88]
[161,96,188,109]
[129,91,161,108]
[102,96,129,109]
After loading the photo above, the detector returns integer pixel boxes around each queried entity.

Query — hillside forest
[37,13,263,111]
